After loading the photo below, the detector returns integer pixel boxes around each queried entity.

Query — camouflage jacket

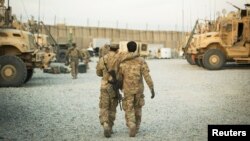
[66,47,83,61]
[96,51,138,89]
[119,57,154,95]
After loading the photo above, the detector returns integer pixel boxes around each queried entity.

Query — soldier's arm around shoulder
[119,52,139,63]
[96,57,104,77]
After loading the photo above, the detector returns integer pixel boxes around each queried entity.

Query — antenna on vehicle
[37,0,41,39]
[226,1,241,10]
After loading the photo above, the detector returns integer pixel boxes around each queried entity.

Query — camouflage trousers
[70,61,79,79]
[122,93,145,130]
[99,87,118,128]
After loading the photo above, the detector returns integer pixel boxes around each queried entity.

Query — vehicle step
[233,58,250,61]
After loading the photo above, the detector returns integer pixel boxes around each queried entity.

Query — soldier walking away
[65,43,83,79]
[96,44,138,138]
[119,41,155,137]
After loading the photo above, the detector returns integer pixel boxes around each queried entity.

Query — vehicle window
[13,33,21,37]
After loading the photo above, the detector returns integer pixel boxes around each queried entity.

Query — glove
[150,88,155,99]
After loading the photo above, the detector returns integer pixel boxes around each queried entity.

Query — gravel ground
[0,58,250,141]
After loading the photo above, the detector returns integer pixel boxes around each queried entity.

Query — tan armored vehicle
[183,19,218,65]
[0,0,55,87]
[119,41,149,57]
[185,4,250,70]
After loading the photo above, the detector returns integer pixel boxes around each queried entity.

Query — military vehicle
[119,41,149,57]
[184,3,250,70]
[183,19,218,65]
[0,0,55,87]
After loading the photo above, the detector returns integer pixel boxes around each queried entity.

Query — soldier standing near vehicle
[96,44,138,138]
[119,41,155,137]
[65,43,83,79]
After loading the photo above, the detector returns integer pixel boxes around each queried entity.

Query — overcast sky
[9,0,249,31]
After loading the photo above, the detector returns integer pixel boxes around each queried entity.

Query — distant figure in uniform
[99,44,110,58]
[119,41,155,137]
[96,44,138,138]
[81,48,91,69]
[65,43,83,79]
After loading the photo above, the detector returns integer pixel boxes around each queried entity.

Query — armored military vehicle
[0,0,55,87]
[184,3,250,70]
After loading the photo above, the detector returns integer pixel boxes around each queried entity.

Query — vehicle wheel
[202,49,225,70]
[186,54,195,65]
[195,58,200,67]
[198,58,205,68]
[24,69,34,83]
[0,56,27,87]
[58,50,67,62]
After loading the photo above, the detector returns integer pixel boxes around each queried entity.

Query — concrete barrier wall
[43,25,185,52]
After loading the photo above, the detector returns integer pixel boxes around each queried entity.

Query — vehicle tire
[195,58,200,67]
[0,55,27,87]
[24,69,34,83]
[202,49,225,70]
[57,50,67,62]
[186,54,195,65]
[198,58,205,68]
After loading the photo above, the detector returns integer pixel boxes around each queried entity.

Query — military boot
[109,123,114,134]
[136,125,140,133]
[103,122,111,138]
[136,122,141,133]
[129,123,136,137]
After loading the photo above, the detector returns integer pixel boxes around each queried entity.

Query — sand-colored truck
[184,3,250,70]
[0,0,55,86]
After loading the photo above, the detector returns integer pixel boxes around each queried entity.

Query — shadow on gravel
[0,103,31,141]
[24,75,69,87]
[0,103,30,123]
[224,63,250,70]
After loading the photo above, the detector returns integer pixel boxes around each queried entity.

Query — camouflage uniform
[119,57,154,135]
[66,46,82,79]
[96,46,138,137]
[99,44,110,58]
[81,48,91,69]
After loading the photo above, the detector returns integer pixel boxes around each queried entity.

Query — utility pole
[54,15,56,25]
[182,0,185,51]
[87,18,89,27]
